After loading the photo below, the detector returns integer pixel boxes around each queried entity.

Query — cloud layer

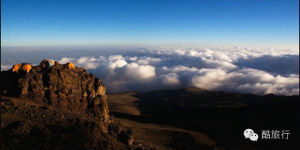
[54,47,299,95]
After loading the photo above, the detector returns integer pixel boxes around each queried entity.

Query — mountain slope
[0,61,150,150]
[108,88,300,150]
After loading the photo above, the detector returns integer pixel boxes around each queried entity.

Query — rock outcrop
[0,60,147,150]
[1,61,109,123]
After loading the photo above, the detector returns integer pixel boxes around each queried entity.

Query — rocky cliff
[1,61,109,123]
[0,60,148,150]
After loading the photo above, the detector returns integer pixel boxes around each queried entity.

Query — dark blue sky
[1,0,299,48]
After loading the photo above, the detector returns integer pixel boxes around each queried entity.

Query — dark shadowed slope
[108,88,300,150]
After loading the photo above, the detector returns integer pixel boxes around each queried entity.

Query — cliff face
[0,61,144,150]
[1,62,109,122]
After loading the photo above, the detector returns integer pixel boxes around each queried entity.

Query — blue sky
[1,0,299,48]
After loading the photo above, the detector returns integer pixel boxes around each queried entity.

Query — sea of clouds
[2,47,299,95]
[56,47,299,95]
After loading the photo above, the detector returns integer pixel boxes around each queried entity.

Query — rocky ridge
[0,60,150,150]
[1,61,109,123]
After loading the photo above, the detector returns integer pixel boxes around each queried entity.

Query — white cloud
[1,64,11,71]
[125,63,156,80]
[51,47,299,95]
[109,55,124,61]
[191,68,228,90]
[108,59,127,69]
[137,57,161,65]
[84,62,99,69]
[161,73,180,86]
[59,57,75,64]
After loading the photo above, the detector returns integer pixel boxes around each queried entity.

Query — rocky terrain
[0,61,150,150]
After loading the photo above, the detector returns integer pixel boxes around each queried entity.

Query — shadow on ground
[109,88,300,150]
